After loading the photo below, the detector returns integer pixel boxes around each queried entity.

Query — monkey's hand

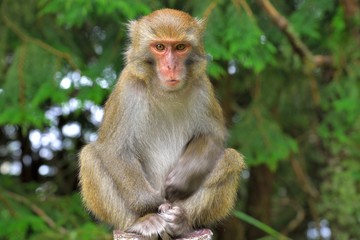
[158,203,191,238]
[165,166,205,202]
[165,135,223,202]
[125,213,171,240]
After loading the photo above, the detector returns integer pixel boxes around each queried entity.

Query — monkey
[79,8,245,239]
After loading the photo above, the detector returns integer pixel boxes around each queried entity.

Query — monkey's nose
[167,65,176,70]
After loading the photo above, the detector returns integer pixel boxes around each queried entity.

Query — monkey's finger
[159,212,186,225]
[162,207,183,217]
[159,212,177,222]
[158,202,172,213]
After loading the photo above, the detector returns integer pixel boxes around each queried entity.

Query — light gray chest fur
[121,87,202,188]
[141,105,194,187]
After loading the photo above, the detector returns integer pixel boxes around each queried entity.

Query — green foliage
[290,0,336,43]
[38,0,152,26]
[0,0,128,131]
[205,3,276,77]
[233,211,291,240]
[230,105,298,171]
[319,159,360,239]
[1,0,360,239]
[0,42,70,129]
[317,64,360,239]
[1,44,57,105]
[0,176,111,240]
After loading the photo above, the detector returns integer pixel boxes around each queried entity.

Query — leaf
[0,106,24,125]
[76,85,109,105]
[207,61,226,79]
[233,211,292,240]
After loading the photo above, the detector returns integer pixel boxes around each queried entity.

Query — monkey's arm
[80,143,164,215]
[165,134,223,201]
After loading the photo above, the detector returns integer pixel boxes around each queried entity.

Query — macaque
[79,8,244,239]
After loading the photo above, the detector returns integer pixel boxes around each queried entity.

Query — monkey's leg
[80,145,170,239]
[161,148,245,236]
[79,146,137,230]
[81,162,169,240]
[185,148,244,226]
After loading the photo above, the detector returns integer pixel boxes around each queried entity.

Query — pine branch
[1,1,79,70]
[5,190,68,235]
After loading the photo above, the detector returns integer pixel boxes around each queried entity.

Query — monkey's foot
[177,229,213,240]
[113,230,146,240]
[113,228,213,240]
[124,213,170,240]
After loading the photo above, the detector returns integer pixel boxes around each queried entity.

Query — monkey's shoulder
[116,69,148,94]
[106,74,149,113]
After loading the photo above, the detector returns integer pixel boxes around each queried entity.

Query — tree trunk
[214,216,245,240]
[18,127,40,182]
[245,164,274,240]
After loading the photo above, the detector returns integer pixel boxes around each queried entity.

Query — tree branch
[1,1,79,70]
[257,0,333,68]
[231,0,254,17]
[340,0,359,17]
[280,198,305,235]
[203,1,219,19]
[113,229,213,240]
[5,190,68,235]
[0,190,16,217]
[290,156,319,199]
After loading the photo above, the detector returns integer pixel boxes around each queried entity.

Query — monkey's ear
[127,20,138,42]
[195,18,207,35]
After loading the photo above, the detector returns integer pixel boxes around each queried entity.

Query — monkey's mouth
[166,79,180,86]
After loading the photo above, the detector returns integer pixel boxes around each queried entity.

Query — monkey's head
[126,9,207,92]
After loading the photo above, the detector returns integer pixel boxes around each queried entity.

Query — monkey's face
[126,9,207,92]
[150,41,191,91]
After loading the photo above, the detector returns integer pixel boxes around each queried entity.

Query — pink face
[150,41,191,90]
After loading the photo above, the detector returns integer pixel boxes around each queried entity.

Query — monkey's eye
[155,44,165,51]
[175,44,186,51]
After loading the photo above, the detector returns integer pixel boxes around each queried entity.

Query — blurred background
[0,0,359,239]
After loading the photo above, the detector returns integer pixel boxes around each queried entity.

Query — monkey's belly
[139,122,191,189]
[135,104,194,189]
[142,142,184,189]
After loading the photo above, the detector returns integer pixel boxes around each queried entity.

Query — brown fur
[79,8,245,238]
